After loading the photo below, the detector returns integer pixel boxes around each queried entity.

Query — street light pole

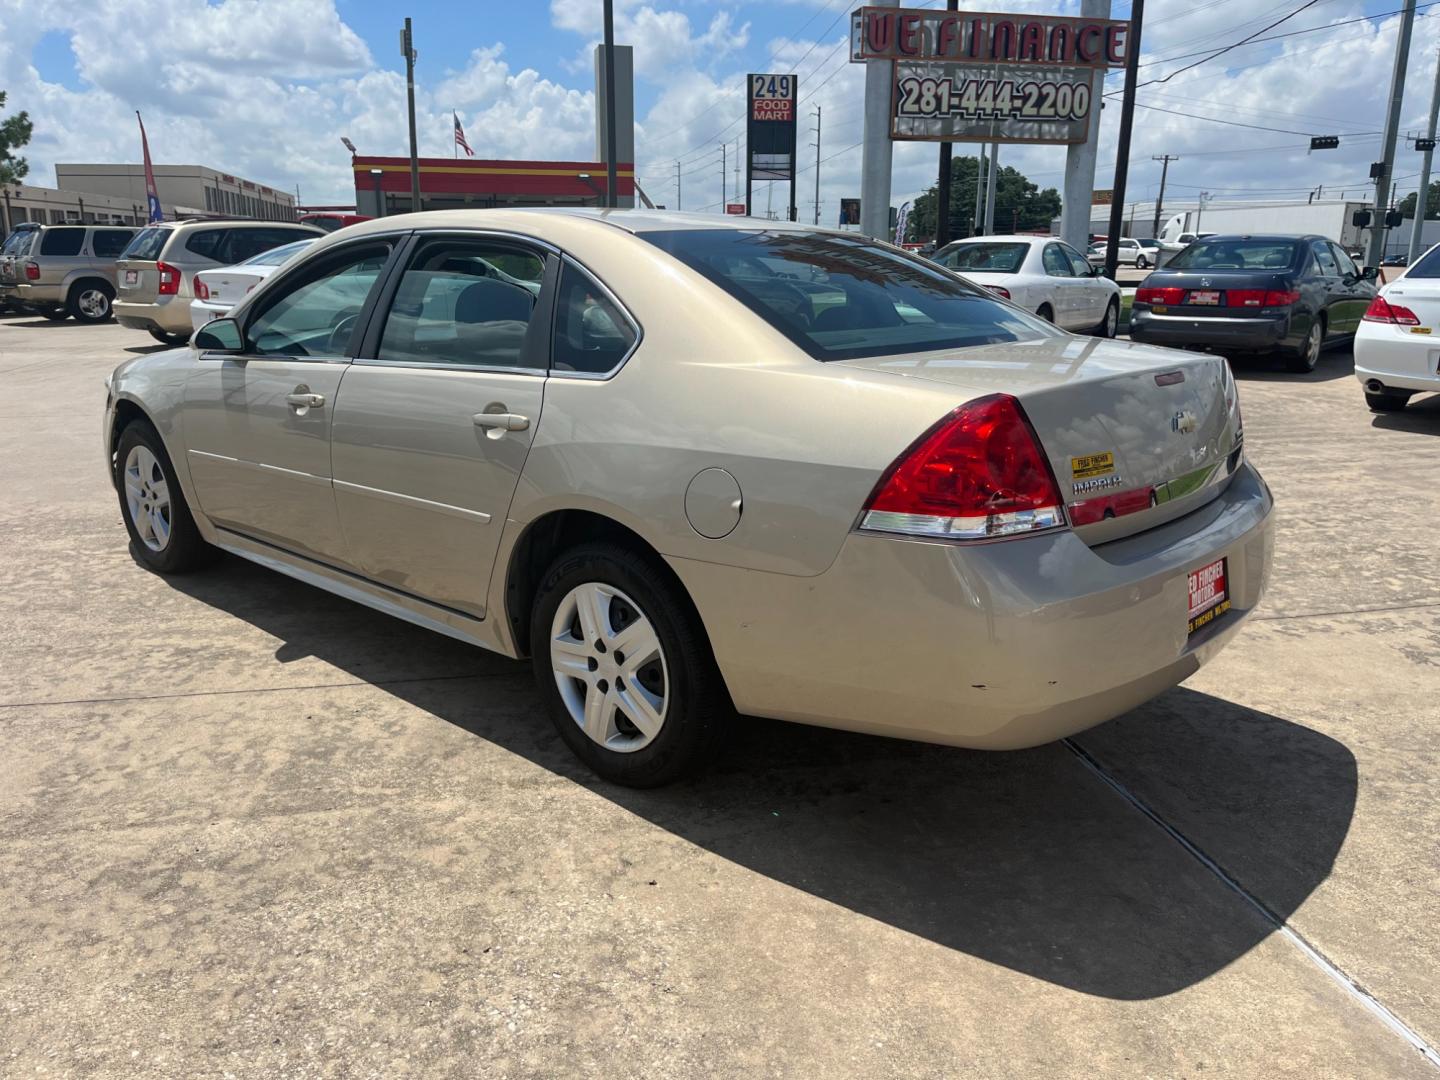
[402,18,421,213]
[812,106,822,225]
[602,0,619,208]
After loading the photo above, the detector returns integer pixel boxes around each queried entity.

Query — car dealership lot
[1,318,1438,1077]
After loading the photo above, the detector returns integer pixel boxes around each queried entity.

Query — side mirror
[1362,266,1379,282]
[194,317,243,352]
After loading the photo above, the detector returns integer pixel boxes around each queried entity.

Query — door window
[551,262,637,375]
[377,239,545,369]
[39,228,85,256]
[1310,240,1340,276]
[184,229,226,260]
[1042,244,1073,277]
[1330,243,1360,278]
[245,242,393,358]
[93,230,135,258]
[1061,245,1093,277]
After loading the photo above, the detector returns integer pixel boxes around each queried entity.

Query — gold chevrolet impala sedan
[103,210,1274,786]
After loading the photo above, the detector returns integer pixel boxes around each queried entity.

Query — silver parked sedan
[103,210,1274,786]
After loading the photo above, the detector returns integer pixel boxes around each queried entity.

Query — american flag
[453,112,474,158]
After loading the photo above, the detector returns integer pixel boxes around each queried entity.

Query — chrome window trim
[548,254,643,381]
[351,357,547,376]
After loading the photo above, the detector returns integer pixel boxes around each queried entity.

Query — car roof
[942,234,1052,245]
[1188,234,1317,242]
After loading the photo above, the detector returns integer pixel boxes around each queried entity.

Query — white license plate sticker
[1188,558,1230,634]
[1189,290,1221,305]
[124,269,138,285]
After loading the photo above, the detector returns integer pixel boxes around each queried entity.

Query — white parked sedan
[1354,242,1440,411]
[932,235,1123,336]
[189,238,317,332]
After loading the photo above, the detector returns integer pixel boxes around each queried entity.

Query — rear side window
[93,230,135,258]
[640,228,1056,362]
[1310,240,1339,276]
[1167,239,1300,270]
[185,230,226,261]
[121,227,172,261]
[378,239,544,369]
[551,262,637,375]
[219,228,308,265]
[40,229,85,257]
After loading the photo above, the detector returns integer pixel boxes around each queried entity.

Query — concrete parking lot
[2,316,1438,1078]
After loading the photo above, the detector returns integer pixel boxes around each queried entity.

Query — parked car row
[0,219,324,343]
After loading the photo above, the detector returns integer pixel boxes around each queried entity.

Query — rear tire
[1283,318,1323,373]
[114,420,213,574]
[67,280,114,323]
[41,308,68,322]
[147,327,190,346]
[530,542,731,787]
[1092,298,1120,338]
[1365,388,1412,412]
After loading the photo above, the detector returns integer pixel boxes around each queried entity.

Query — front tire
[1037,303,1055,323]
[1136,255,1149,270]
[1365,388,1412,412]
[68,281,114,323]
[530,542,730,787]
[148,327,190,346]
[114,420,212,574]
[1092,298,1120,338]
[1283,318,1323,373]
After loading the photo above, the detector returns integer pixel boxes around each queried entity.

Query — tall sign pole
[859,0,898,239]
[1370,0,1418,268]
[1409,49,1440,262]
[602,0,619,208]
[402,19,421,213]
[746,73,799,220]
[1061,0,1111,251]
[933,0,960,248]
[1103,0,1145,280]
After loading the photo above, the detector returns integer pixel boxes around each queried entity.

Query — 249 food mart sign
[850,6,1130,144]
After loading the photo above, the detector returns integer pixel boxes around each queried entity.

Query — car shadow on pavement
[1370,394,1440,432]
[169,553,1357,1003]
[1225,350,1353,383]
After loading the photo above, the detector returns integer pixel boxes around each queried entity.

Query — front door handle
[286,392,325,409]
[473,412,530,432]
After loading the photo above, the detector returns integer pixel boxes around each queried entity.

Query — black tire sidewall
[114,421,208,574]
[68,281,113,323]
[530,543,726,787]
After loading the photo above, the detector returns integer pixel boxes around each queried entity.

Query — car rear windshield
[934,242,1029,274]
[638,229,1055,361]
[120,226,172,261]
[1404,245,1440,277]
[1166,239,1300,270]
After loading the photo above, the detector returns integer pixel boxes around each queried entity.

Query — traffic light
[1309,135,1339,150]
[1352,209,1372,227]
[1385,209,1404,228]
[1418,138,1437,152]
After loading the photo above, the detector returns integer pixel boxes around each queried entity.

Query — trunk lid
[195,267,269,307]
[116,259,162,304]
[1137,267,1296,319]
[1381,278,1440,331]
[839,336,1244,544]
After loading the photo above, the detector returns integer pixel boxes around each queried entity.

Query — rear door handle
[473,412,530,431]
[286,392,325,409]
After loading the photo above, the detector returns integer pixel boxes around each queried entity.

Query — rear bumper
[115,297,190,334]
[189,299,234,332]
[1130,310,1294,351]
[0,282,65,308]
[1354,326,1440,393]
[670,461,1274,750]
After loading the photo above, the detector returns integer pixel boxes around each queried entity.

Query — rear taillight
[1226,289,1300,308]
[157,261,180,296]
[986,285,1011,300]
[1136,286,1184,305]
[1264,290,1301,306]
[193,277,210,301]
[1362,295,1420,325]
[23,260,39,281]
[859,394,1066,541]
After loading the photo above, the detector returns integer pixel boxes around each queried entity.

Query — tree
[1397,182,1440,220]
[0,91,33,186]
[906,155,1063,243]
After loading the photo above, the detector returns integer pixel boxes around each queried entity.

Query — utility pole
[734,138,741,205]
[973,148,987,236]
[934,0,960,248]
[1151,154,1178,238]
[1370,0,1419,268]
[984,143,999,234]
[402,18,421,213]
[721,142,727,214]
[602,0,619,208]
[811,106,822,225]
[1196,191,1210,233]
[1410,50,1440,262]
[1104,0,1145,279]
[675,160,682,211]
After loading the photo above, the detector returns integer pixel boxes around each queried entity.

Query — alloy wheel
[1105,303,1118,337]
[1304,323,1322,368]
[123,445,171,552]
[77,289,109,320]
[549,582,669,753]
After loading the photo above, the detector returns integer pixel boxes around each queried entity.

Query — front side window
[245,242,392,358]
[640,229,1057,362]
[93,230,135,258]
[1042,244,1073,277]
[1329,243,1360,278]
[935,242,1029,274]
[378,239,544,369]
[552,262,636,375]
[1167,239,1300,270]
[40,228,85,257]
[120,226,170,261]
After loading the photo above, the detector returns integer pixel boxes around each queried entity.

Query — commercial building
[54,164,297,222]
[353,156,636,215]
[0,181,149,232]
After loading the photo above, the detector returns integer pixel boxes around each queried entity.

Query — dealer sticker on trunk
[1071,452,1115,479]
[1187,557,1231,635]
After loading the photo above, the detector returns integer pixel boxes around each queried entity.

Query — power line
[1140,0,1330,88]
